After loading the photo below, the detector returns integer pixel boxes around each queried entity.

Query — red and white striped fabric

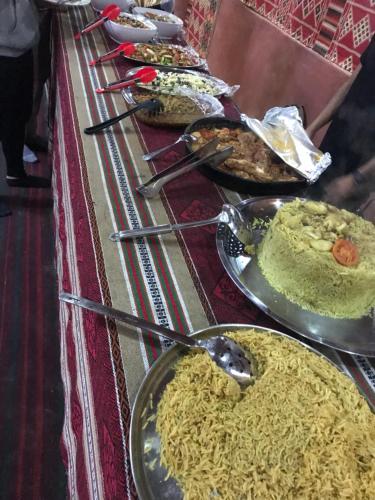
[52,6,375,499]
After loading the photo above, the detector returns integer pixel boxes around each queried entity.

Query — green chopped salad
[143,71,221,95]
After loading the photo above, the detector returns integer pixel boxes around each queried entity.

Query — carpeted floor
[0,146,66,499]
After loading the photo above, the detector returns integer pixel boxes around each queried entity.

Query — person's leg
[0,51,50,189]
[2,112,29,179]
[0,51,32,175]
[25,10,52,152]
[0,199,12,218]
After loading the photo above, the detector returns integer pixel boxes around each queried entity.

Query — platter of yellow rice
[216,196,375,357]
[130,324,375,500]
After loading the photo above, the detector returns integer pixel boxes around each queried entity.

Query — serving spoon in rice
[60,292,257,388]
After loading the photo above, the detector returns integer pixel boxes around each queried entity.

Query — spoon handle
[60,293,196,347]
[142,136,183,161]
[109,215,219,241]
[137,147,233,199]
[84,101,151,134]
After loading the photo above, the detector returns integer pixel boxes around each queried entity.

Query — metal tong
[136,138,233,198]
[74,4,120,40]
[96,68,157,94]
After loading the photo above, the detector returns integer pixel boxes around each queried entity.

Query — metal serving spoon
[142,134,196,161]
[109,203,252,257]
[60,292,257,388]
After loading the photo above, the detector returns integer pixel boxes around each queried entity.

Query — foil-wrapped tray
[130,323,356,500]
[216,196,375,357]
[123,66,236,97]
[242,107,332,184]
[184,116,306,194]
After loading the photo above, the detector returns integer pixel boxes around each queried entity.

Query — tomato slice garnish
[332,239,359,267]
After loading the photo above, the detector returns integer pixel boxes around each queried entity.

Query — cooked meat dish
[191,127,300,182]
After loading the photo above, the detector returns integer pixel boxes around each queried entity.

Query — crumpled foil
[241,106,331,184]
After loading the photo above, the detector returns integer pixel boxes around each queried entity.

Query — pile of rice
[257,199,375,318]
[156,330,375,499]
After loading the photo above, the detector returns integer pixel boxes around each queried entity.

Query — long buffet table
[53,6,375,500]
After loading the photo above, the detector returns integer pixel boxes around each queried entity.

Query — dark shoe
[6,174,51,188]
[25,135,48,153]
[0,200,12,217]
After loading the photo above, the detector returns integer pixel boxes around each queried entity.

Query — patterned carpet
[0,148,66,499]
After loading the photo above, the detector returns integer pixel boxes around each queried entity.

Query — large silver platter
[216,196,375,357]
[124,66,227,96]
[122,43,205,69]
[130,323,352,500]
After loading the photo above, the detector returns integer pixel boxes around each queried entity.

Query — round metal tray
[130,323,350,500]
[184,117,306,195]
[122,43,205,69]
[216,196,375,357]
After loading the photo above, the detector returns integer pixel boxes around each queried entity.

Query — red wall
[175,0,350,144]
[206,0,348,139]
[174,0,189,22]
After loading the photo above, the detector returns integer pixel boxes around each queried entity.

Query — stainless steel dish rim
[129,321,363,500]
[216,196,375,357]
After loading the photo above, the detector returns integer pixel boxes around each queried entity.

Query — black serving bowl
[184,116,307,195]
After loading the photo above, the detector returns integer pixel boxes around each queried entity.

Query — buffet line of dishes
[69,2,375,499]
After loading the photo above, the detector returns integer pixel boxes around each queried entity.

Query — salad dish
[123,43,204,68]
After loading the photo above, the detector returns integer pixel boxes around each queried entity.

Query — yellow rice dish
[156,330,375,500]
[257,199,375,318]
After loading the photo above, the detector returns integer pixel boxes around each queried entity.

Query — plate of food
[122,87,223,127]
[105,12,157,43]
[132,7,183,37]
[216,196,375,356]
[185,117,306,194]
[130,323,375,500]
[124,66,231,96]
[122,43,204,68]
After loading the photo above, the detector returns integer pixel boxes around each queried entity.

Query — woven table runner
[52,7,375,500]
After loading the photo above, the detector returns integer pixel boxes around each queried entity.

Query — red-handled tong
[89,43,136,67]
[96,68,157,94]
[75,4,121,40]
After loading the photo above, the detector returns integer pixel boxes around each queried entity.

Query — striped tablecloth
[53,7,375,500]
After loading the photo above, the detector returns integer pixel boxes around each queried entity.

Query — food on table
[143,70,221,95]
[191,126,299,182]
[156,329,375,499]
[142,11,178,23]
[130,43,200,67]
[132,90,209,126]
[257,199,375,318]
[114,16,149,29]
